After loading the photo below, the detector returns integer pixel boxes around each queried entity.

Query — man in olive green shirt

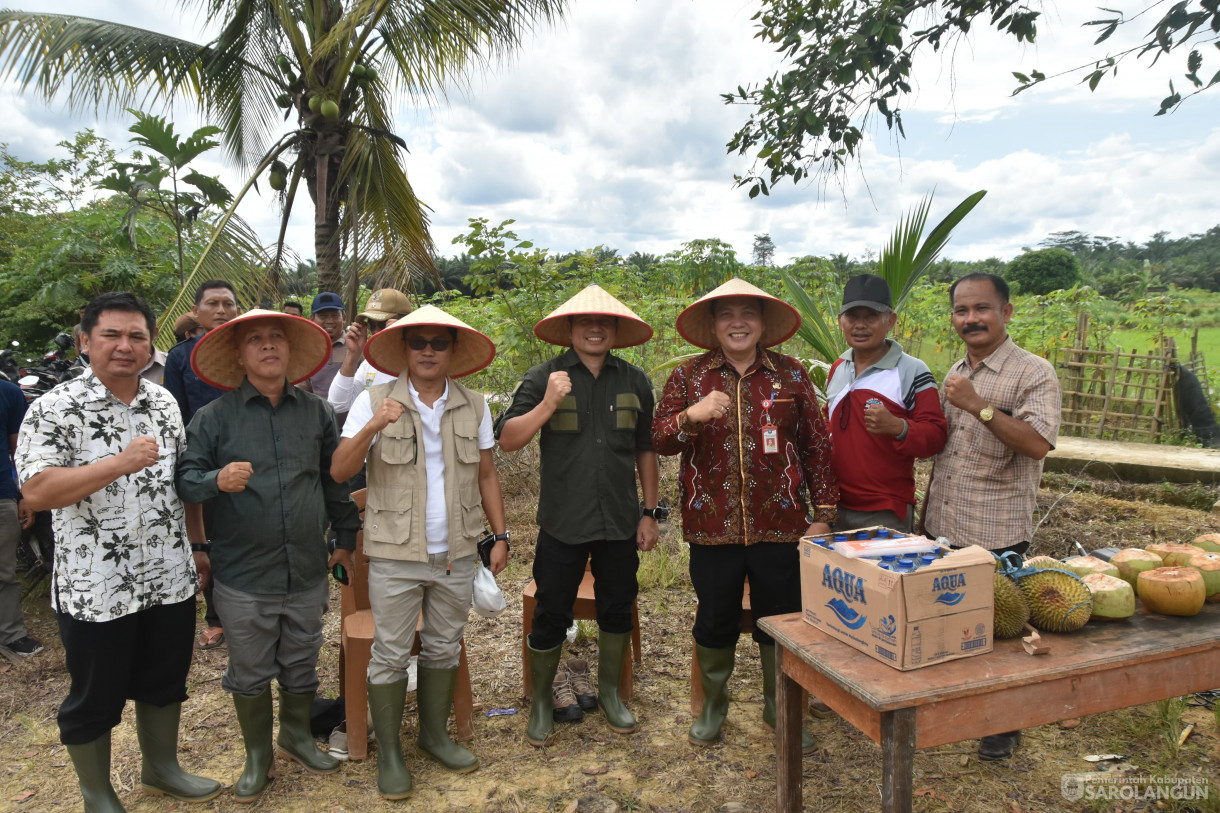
[178,309,360,802]
[497,284,659,747]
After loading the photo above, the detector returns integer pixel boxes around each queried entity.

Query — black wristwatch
[191,543,211,554]
[492,532,510,543]
[641,505,669,521]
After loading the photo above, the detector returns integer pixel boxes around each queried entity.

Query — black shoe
[2,636,43,657]
[978,731,1021,761]
[551,668,584,724]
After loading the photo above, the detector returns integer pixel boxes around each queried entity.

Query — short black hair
[194,279,237,306]
[283,301,303,313]
[949,273,1009,305]
[81,292,156,337]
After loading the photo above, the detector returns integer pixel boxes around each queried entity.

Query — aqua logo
[826,598,867,629]
[932,573,966,591]
[877,614,897,636]
[821,565,867,605]
[934,592,965,606]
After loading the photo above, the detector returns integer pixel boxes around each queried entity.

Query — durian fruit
[1016,568,1093,633]
[993,573,1030,639]
[1022,555,1073,573]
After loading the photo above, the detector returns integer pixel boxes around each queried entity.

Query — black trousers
[200,499,220,628]
[689,541,801,649]
[56,596,196,744]
[527,528,638,651]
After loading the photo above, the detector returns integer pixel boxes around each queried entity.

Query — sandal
[197,627,225,650]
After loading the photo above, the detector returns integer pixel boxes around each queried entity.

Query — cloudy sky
[3,0,1217,266]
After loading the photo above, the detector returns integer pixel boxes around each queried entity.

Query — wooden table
[759,604,1220,813]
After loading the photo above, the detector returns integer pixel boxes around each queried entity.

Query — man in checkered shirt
[923,271,1062,762]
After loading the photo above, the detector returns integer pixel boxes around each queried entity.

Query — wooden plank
[782,655,881,743]
[774,646,804,813]
[881,708,917,813]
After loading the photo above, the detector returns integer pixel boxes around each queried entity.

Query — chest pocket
[452,419,481,465]
[378,417,417,465]
[614,392,641,431]
[547,394,580,433]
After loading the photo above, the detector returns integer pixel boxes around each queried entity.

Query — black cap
[840,274,893,315]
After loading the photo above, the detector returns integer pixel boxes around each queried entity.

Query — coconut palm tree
[0,0,565,319]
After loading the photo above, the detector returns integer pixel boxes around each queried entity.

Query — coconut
[1136,567,1207,616]
[1064,555,1120,580]
[1110,548,1163,588]
[1191,533,1220,553]
[1185,551,1220,601]
[1082,573,1136,620]
[1022,555,1072,573]
[1145,542,1202,567]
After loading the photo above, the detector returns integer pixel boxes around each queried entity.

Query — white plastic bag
[472,563,506,618]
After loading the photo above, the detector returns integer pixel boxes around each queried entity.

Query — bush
[1005,248,1082,295]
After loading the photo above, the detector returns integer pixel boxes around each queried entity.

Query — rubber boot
[134,701,222,802]
[367,680,412,800]
[759,643,817,754]
[416,666,479,773]
[689,644,734,746]
[596,631,637,733]
[526,641,563,747]
[232,687,274,803]
[64,733,127,813]
[276,689,341,774]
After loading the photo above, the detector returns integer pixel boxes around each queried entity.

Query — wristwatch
[641,505,670,521]
[492,532,511,543]
[978,405,995,423]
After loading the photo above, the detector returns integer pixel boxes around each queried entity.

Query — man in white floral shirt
[16,292,221,812]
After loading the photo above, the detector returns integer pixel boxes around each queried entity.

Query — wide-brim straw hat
[364,304,496,379]
[533,283,653,348]
[190,309,333,390]
[676,277,801,350]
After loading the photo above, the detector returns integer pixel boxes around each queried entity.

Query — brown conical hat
[533,284,653,348]
[190,309,333,390]
[364,304,496,379]
[675,277,801,350]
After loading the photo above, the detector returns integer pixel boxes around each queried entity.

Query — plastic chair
[339,488,474,760]
[521,562,642,700]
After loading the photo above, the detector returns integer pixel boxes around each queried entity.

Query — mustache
[961,323,988,334]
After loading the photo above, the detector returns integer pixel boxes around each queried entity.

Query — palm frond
[782,269,845,363]
[878,190,987,308]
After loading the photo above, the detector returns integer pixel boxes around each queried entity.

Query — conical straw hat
[364,304,496,379]
[675,278,801,350]
[191,309,333,390]
[533,283,653,348]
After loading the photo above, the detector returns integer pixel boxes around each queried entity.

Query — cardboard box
[799,529,994,670]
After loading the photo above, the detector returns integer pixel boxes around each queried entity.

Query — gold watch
[978,405,995,423]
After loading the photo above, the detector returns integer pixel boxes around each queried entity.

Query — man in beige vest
[331,305,507,800]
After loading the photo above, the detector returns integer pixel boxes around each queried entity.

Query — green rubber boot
[64,733,127,813]
[367,680,413,800]
[760,643,817,754]
[689,644,735,746]
[416,666,479,773]
[596,631,637,733]
[232,687,274,803]
[276,689,340,774]
[134,701,222,802]
[526,640,563,747]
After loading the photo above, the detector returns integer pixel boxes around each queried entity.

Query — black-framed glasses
[406,337,452,352]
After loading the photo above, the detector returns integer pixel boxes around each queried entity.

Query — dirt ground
[3,461,1219,812]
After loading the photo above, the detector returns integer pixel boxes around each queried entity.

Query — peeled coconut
[1145,542,1202,567]
[1065,555,1120,580]
[1023,555,1073,573]
[1185,551,1220,601]
[1136,567,1207,616]
[1082,573,1136,620]
[1191,533,1220,553]
[1110,548,1163,588]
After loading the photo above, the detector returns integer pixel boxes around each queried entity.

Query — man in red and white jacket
[826,274,947,533]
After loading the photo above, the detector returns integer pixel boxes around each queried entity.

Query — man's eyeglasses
[406,337,452,352]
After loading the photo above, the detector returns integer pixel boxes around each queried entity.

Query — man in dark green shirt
[497,284,660,747]
[178,309,360,803]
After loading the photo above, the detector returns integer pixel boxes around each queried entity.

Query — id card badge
[762,424,779,454]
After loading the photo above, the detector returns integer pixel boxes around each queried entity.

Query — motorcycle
[16,332,81,402]
[0,340,20,382]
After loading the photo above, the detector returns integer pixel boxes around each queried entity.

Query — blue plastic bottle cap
[921,555,937,565]
[896,561,914,572]
[881,554,897,562]
[856,531,870,540]
[875,530,891,538]
[834,535,848,542]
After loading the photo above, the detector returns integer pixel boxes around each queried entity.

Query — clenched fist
[688,390,731,424]
[116,436,159,474]
[344,321,368,359]
[944,375,986,416]
[863,401,906,436]
[543,371,572,408]
[218,461,253,493]
[371,398,407,431]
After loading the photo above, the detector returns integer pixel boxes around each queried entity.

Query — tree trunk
[314,152,344,293]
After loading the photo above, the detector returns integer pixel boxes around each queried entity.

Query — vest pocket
[453,420,481,464]
[547,394,580,433]
[614,392,640,431]
[460,485,485,538]
[379,432,416,465]
[365,490,413,545]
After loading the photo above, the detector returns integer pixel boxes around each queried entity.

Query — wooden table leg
[880,707,916,813]
[774,645,803,813]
